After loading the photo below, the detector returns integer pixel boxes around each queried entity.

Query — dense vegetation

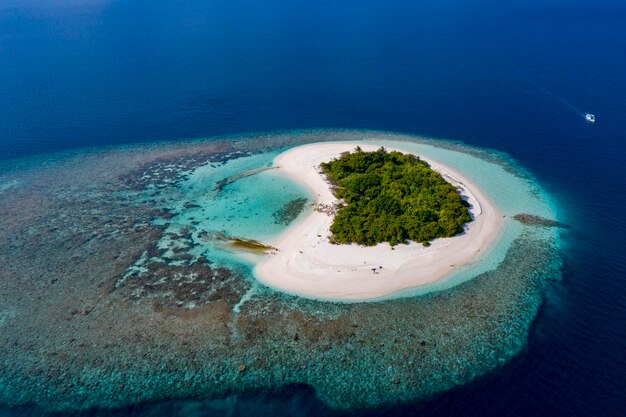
[320,147,471,246]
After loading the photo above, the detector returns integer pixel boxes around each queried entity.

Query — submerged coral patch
[513,213,569,228]
[272,197,309,225]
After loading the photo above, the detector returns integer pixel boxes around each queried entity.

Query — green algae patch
[212,232,276,253]
[228,237,276,253]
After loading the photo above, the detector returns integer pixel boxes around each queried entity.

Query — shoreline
[254,142,503,301]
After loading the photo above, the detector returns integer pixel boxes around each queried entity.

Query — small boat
[585,113,595,123]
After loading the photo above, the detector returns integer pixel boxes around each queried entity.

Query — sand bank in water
[254,142,502,301]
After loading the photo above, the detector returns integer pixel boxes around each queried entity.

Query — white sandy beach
[254,142,502,301]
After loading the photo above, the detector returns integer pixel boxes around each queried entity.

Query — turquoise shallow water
[151,149,313,272]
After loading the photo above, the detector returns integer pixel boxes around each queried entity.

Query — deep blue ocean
[1,0,625,416]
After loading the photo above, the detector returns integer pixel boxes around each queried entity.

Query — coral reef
[0,131,562,412]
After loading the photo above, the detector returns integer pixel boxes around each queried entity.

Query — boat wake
[519,71,594,123]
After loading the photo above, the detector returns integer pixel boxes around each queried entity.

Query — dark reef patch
[513,213,569,228]
[118,144,251,192]
[116,258,249,309]
[213,166,275,194]
[272,197,309,225]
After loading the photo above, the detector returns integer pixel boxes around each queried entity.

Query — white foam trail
[520,72,586,119]
[537,84,585,118]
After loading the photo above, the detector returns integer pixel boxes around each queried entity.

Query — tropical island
[254,142,502,301]
[320,147,471,247]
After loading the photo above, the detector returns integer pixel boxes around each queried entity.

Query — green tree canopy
[320,147,471,246]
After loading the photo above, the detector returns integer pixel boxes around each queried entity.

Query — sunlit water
[1,0,625,416]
